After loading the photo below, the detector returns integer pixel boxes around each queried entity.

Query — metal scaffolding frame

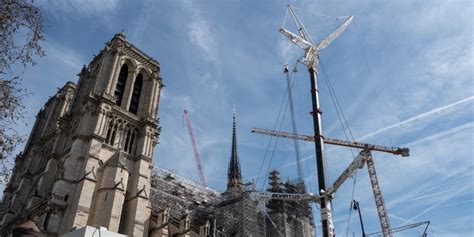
[149,168,314,237]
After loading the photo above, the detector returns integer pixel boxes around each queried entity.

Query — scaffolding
[149,168,314,237]
[215,192,265,237]
[150,168,222,233]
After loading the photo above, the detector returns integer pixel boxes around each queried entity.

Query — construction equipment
[249,190,321,237]
[279,5,353,237]
[367,221,431,237]
[280,7,353,67]
[352,200,367,237]
[283,65,304,183]
[248,191,321,202]
[365,151,392,236]
[325,149,395,235]
[325,151,366,196]
[183,109,207,187]
[252,127,410,237]
[252,128,409,157]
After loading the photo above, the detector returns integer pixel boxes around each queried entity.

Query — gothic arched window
[105,121,113,144]
[110,124,118,146]
[128,132,136,154]
[128,73,143,114]
[43,211,52,231]
[122,128,136,154]
[114,64,129,105]
[124,129,131,152]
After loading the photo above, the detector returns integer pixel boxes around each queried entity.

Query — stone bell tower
[0,33,163,237]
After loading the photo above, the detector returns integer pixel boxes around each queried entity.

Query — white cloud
[37,0,120,16]
[131,0,158,45]
[7,1,471,235]
[43,41,85,71]
[188,19,215,61]
[181,1,217,62]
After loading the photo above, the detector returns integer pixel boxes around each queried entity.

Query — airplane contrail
[250,97,473,189]
[358,96,474,141]
[267,121,473,172]
[402,122,474,147]
[400,185,470,226]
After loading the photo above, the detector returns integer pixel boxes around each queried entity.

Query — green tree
[0,0,44,183]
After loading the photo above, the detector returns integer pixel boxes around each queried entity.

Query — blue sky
[5,0,473,236]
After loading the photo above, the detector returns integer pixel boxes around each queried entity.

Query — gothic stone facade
[0,33,314,237]
[0,33,162,236]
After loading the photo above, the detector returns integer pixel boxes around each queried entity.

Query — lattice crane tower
[183,109,207,187]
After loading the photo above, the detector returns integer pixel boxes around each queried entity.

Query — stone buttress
[0,33,163,237]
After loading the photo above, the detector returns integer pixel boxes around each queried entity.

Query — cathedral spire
[226,106,242,193]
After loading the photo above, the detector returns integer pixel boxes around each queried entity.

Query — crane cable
[284,63,304,182]
[281,7,289,30]
[280,8,360,231]
[291,6,351,20]
[255,29,293,190]
[284,6,361,233]
[255,81,288,190]
[255,58,299,191]
[284,8,361,234]
[290,11,361,231]
[319,59,360,237]
[283,53,315,193]
[351,19,421,236]
[260,67,299,191]
[255,17,305,190]
[282,8,305,184]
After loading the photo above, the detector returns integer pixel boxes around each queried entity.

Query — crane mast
[183,109,207,187]
[365,151,391,236]
[278,5,353,236]
[254,5,412,237]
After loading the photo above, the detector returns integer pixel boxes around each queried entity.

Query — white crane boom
[325,151,366,196]
[281,7,353,67]
[323,150,393,236]
[279,28,312,50]
[317,16,354,51]
[251,127,409,157]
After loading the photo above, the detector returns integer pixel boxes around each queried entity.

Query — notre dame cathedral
[0,33,314,237]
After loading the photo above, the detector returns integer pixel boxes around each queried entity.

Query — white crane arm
[325,137,409,157]
[251,127,409,156]
[287,5,314,44]
[279,28,313,50]
[326,152,366,196]
[252,127,313,141]
[317,16,354,51]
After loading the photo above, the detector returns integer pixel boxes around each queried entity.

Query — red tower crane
[183,109,207,187]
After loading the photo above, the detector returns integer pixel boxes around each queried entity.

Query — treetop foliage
[0,0,44,183]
